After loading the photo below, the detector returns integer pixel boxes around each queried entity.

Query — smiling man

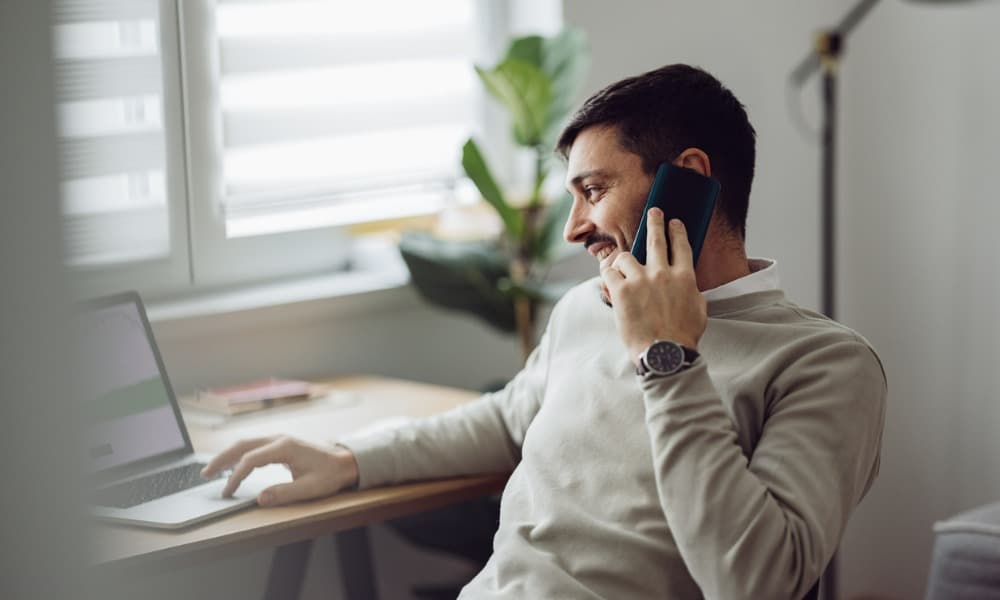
[204,64,887,599]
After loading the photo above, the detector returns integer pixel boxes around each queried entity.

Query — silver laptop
[80,291,291,529]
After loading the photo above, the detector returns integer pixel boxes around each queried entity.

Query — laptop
[80,291,291,529]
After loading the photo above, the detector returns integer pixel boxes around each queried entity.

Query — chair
[926,501,1000,599]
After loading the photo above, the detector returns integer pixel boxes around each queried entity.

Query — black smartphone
[630,162,720,266]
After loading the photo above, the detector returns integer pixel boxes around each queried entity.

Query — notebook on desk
[79,291,291,529]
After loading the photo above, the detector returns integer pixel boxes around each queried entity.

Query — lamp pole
[789,1,882,598]
[818,31,842,319]
[791,0,881,320]
[791,0,993,597]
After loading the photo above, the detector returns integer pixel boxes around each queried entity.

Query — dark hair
[556,64,756,239]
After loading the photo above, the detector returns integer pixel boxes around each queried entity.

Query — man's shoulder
[710,290,884,376]
[773,296,876,347]
[759,295,886,383]
[717,291,872,345]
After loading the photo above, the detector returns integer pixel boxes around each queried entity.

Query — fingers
[221,439,290,498]
[600,243,648,304]
[645,208,669,268]
[642,208,693,270]
[201,437,275,478]
[668,218,694,269]
[600,259,624,287]
[610,251,642,279]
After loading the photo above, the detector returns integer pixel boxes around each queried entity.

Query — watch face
[647,341,684,374]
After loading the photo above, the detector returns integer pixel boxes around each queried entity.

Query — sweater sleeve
[641,338,886,600]
[336,314,554,490]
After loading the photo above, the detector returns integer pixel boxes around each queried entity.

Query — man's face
[563,125,654,271]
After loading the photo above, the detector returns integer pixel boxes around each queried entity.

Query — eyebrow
[567,169,614,188]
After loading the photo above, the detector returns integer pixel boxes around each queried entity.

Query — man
[203,64,886,599]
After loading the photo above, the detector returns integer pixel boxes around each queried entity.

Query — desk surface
[92,376,508,573]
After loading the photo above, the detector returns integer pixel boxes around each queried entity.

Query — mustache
[584,234,617,251]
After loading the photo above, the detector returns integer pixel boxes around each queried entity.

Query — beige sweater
[341,277,886,599]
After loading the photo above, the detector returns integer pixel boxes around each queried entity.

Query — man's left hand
[600,207,707,365]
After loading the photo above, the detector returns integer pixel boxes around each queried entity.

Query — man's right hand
[201,436,360,507]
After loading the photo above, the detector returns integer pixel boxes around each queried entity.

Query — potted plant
[400,27,589,364]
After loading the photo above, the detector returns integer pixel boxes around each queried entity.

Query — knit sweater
[340,277,887,599]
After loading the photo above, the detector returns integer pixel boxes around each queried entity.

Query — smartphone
[630,162,720,266]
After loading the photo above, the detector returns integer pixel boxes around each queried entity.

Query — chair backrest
[926,502,1000,599]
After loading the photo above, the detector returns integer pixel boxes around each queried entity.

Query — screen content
[77,301,185,472]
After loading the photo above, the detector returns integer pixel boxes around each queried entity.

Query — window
[179,0,485,288]
[209,0,478,236]
[54,0,552,298]
[53,0,191,296]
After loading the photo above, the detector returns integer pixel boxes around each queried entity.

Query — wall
[838,2,1000,598]
[154,286,526,396]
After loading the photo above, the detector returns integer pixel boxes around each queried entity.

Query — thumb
[258,480,313,507]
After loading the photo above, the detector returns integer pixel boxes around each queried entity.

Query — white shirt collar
[702,258,779,302]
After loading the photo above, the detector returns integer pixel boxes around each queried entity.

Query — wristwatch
[636,340,700,378]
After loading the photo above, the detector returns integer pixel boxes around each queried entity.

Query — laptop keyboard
[94,462,224,509]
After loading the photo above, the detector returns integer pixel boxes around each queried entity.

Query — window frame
[64,0,193,300]
[177,0,360,291]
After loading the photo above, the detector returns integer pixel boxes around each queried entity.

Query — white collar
[702,258,779,302]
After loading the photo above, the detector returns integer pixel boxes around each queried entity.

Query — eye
[583,185,605,202]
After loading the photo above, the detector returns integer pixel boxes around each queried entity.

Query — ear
[672,148,712,177]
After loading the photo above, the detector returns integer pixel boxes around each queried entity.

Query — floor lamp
[791,4,883,596]
[790,0,988,597]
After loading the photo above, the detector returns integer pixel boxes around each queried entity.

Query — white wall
[838,2,1000,598]
[564,1,1000,599]
[154,286,526,396]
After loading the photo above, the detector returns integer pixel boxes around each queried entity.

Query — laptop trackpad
[210,463,293,500]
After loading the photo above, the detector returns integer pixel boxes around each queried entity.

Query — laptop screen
[78,297,187,473]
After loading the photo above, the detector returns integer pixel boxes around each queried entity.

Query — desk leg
[335,527,378,600]
[264,539,313,600]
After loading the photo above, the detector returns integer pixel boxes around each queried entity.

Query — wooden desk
[92,376,508,592]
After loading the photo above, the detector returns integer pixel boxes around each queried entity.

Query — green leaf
[506,35,544,68]
[535,193,574,261]
[461,138,523,239]
[498,278,574,305]
[475,59,552,147]
[399,233,517,333]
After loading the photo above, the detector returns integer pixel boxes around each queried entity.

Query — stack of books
[183,377,314,416]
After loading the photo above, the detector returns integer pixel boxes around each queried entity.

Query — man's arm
[203,309,557,504]
[641,342,885,599]
[337,324,553,489]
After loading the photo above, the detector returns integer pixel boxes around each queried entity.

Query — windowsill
[143,235,593,344]
[146,237,417,341]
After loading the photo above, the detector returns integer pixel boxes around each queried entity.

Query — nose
[563,197,594,244]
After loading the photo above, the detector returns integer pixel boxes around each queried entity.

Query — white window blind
[209,0,479,237]
[53,0,173,267]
